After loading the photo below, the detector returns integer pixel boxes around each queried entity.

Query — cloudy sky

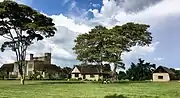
[0,0,180,69]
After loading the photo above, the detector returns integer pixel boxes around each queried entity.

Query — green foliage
[0,1,56,51]
[118,71,127,80]
[126,58,156,81]
[78,77,82,80]
[61,67,72,79]
[0,1,56,82]
[73,22,152,80]
[169,68,180,80]
[29,70,43,80]
[46,72,56,80]
[0,71,7,79]
[103,64,111,72]
[175,70,180,80]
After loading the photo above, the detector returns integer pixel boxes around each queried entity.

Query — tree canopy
[126,58,156,81]
[118,71,127,80]
[73,22,152,80]
[0,1,56,84]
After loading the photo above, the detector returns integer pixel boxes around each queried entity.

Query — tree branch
[2,35,12,40]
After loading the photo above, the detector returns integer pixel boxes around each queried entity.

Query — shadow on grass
[27,81,87,85]
[113,80,152,84]
[41,81,86,84]
[25,80,153,85]
[104,94,128,98]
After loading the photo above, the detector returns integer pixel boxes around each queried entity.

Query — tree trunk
[112,72,117,82]
[112,64,117,82]
[20,76,25,85]
[19,66,25,85]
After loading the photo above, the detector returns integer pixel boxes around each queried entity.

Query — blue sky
[30,0,102,18]
[1,0,180,69]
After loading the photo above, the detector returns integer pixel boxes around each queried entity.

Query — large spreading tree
[0,1,56,84]
[73,22,152,81]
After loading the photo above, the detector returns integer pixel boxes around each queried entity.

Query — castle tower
[30,54,34,60]
[44,53,51,64]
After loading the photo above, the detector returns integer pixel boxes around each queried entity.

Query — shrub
[9,74,17,79]
[28,70,43,80]
[78,77,82,80]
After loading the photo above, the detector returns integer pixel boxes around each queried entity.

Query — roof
[34,63,62,73]
[77,66,100,74]
[0,63,14,72]
[72,65,111,74]
[153,66,175,74]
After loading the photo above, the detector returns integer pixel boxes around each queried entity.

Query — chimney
[30,54,33,60]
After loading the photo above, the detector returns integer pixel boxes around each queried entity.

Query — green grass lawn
[0,80,179,98]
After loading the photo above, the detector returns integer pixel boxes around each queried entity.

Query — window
[28,64,33,68]
[75,73,79,77]
[158,76,163,79]
[90,74,95,78]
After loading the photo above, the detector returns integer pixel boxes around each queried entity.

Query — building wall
[153,73,170,82]
[7,53,53,79]
[13,62,28,78]
[71,73,101,81]
[71,67,80,73]
[71,73,83,79]
[44,53,51,64]
[35,57,45,61]
[13,63,19,74]
[26,61,34,76]
[71,67,82,79]
[85,74,99,81]
[71,67,103,81]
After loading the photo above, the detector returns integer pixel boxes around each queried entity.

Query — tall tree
[126,58,156,81]
[62,67,72,78]
[169,68,180,80]
[73,26,108,73]
[0,1,56,84]
[118,71,127,80]
[73,22,152,81]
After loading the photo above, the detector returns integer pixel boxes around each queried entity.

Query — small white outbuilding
[153,66,175,82]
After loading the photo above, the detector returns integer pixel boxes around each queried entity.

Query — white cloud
[16,0,32,5]
[89,0,180,27]
[175,68,180,70]
[62,0,70,5]
[92,4,100,8]
[122,42,159,61]
[0,51,16,65]
[50,14,91,33]
[0,26,79,66]
[154,57,164,61]
[1,0,179,68]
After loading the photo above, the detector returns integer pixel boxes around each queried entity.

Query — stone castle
[1,53,60,78]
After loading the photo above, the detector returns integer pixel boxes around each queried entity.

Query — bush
[69,78,79,81]
[78,77,82,80]
[28,70,43,80]
[84,79,89,81]
[98,79,102,81]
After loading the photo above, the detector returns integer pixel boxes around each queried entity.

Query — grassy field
[0,80,179,98]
